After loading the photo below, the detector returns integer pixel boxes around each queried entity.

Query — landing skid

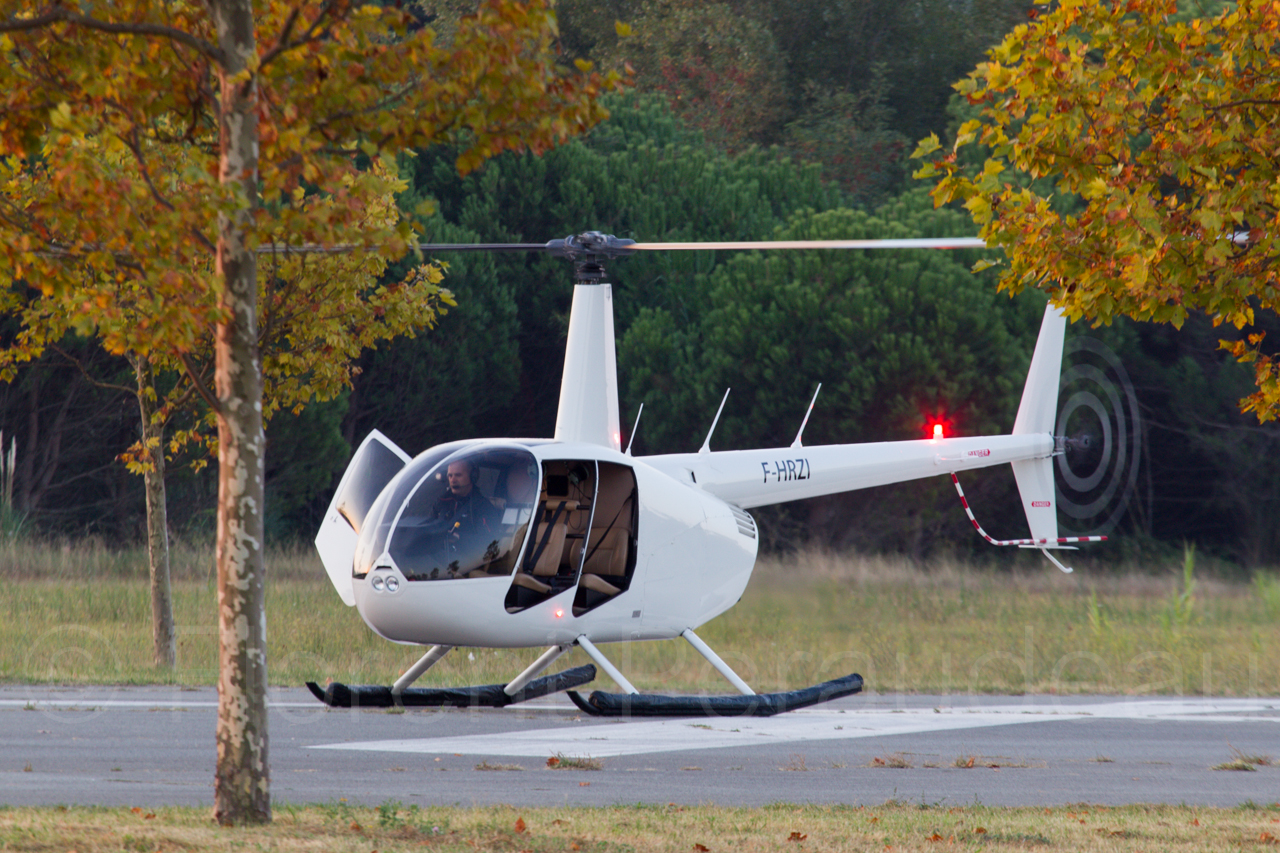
[565,672,863,718]
[306,664,597,709]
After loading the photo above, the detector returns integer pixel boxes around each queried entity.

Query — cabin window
[570,461,638,616]
[352,441,468,579]
[385,447,539,581]
[335,439,406,534]
[504,460,638,615]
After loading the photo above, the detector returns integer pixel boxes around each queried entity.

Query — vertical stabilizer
[1011,304,1067,542]
[554,283,622,450]
[1013,304,1067,436]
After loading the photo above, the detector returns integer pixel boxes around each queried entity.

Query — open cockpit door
[315,430,410,605]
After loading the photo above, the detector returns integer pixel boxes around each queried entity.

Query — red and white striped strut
[949,473,1105,574]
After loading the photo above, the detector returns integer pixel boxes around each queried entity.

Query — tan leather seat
[508,502,573,597]
[510,572,551,593]
[577,572,621,596]
[571,528,628,579]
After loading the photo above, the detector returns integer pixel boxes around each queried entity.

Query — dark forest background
[2,0,1276,568]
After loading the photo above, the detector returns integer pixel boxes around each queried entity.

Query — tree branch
[120,126,178,213]
[0,9,222,64]
[178,350,221,415]
[1203,98,1280,113]
[49,344,135,395]
[258,2,338,71]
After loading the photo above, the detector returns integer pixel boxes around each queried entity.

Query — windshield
[387,446,539,581]
[351,440,471,578]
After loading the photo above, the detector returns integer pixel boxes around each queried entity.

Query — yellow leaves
[1195,209,1224,234]
[911,134,942,159]
[614,21,633,38]
[0,0,618,461]
[953,119,983,150]
[963,195,992,223]
[915,0,1280,422]
[1081,177,1111,200]
[49,103,74,129]
[1125,254,1149,289]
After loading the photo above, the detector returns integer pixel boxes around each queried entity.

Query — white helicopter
[309,232,1108,717]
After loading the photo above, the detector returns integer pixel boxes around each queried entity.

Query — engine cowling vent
[730,506,757,540]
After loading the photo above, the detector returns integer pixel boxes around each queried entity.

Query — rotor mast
[550,233,635,451]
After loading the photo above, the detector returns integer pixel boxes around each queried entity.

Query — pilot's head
[446,460,474,497]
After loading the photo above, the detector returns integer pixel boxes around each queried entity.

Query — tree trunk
[17,366,79,514]
[134,357,176,669]
[210,0,270,826]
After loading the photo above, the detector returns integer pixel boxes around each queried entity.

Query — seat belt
[583,491,633,566]
[526,500,570,572]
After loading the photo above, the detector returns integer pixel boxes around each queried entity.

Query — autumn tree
[1,161,452,670]
[0,0,613,825]
[916,0,1280,422]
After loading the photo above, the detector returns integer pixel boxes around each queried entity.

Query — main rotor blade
[409,243,550,253]
[259,242,549,255]
[629,237,988,251]
[256,236,989,256]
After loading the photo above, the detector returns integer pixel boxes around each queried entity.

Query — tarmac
[3,685,1278,808]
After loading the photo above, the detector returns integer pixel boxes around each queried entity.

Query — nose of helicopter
[351,558,580,648]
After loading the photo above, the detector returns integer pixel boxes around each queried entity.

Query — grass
[1213,745,1276,772]
[1,803,1279,852]
[546,753,604,770]
[2,544,1278,695]
[868,752,914,769]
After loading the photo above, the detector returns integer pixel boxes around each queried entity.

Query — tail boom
[644,432,1054,510]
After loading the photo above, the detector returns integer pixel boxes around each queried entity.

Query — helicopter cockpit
[352,444,539,583]
[343,438,640,619]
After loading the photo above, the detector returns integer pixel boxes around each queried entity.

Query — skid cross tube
[575,636,638,694]
[392,645,453,695]
[504,644,573,696]
[682,628,754,695]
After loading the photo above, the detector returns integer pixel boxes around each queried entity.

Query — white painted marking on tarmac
[310,698,1278,759]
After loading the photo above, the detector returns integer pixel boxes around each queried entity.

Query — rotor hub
[546,232,636,283]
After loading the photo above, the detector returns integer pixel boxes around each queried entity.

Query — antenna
[625,404,644,456]
[699,388,731,454]
[790,383,822,449]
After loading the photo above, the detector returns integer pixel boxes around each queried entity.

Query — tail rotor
[1055,337,1142,537]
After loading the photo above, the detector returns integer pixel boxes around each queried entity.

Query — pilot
[431,459,502,554]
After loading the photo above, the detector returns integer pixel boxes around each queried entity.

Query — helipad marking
[309,698,1278,759]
